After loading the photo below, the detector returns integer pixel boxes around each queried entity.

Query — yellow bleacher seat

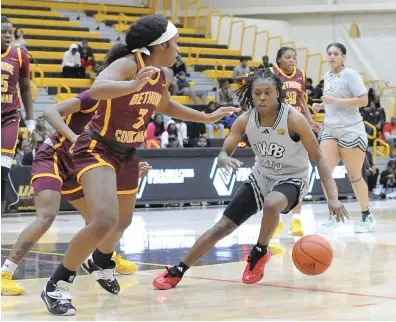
[9,18,81,28]
[178,47,241,57]
[171,96,215,105]
[204,70,234,79]
[29,51,106,61]
[32,64,62,73]
[2,8,61,18]
[3,0,154,15]
[187,58,260,67]
[22,28,101,39]
[27,39,112,50]
[38,78,93,88]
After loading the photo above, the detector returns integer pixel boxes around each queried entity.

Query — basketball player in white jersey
[313,43,375,233]
[152,68,348,289]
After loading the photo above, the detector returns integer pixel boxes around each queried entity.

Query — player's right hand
[328,199,349,223]
[218,156,243,174]
[312,103,324,113]
[132,66,160,92]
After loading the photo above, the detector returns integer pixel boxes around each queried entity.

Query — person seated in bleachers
[22,140,43,166]
[186,121,206,147]
[146,113,165,148]
[12,28,27,50]
[175,71,208,105]
[172,54,189,77]
[174,119,188,146]
[204,102,225,139]
[216,79,234,106]
[362,98,386,137]
[233,57,250,82]
[314,79,324,99]
[383,116,396,158]
[61,44,85,78]
[380,159,396,191]
[78,40,96,73]
[161,120,184,148]
[258,55,273,69]
[32,116,49,147]
[306,78,316,100]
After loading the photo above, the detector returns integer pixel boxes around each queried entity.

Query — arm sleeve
[347,70,367,97]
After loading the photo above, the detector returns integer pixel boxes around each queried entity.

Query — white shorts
[247,173,308,214]
[321,122,368,152]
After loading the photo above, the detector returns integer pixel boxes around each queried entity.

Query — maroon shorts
[31,143,84,201]
[1,111,20,157]
[73,132,139,194]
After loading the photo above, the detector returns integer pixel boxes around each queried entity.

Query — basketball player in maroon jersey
[41,15,239,316]
[270,46,321,238]
[1,90,148,296]
[1,16,34,214]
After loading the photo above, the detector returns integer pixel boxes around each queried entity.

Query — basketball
[292,235,333,275]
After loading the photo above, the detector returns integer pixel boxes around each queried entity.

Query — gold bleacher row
[9,18,81,28]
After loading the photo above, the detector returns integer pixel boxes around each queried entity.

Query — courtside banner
[5,148,353,212]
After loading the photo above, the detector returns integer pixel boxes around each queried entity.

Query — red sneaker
[153,268,182,290]
[242,248,272,284]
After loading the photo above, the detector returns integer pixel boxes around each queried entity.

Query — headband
[131,21,178,56]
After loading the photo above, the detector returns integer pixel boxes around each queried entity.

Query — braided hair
[235,67,284,110]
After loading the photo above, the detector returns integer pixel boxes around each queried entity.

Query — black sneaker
[41,280,76,316]
[81,255,120,294]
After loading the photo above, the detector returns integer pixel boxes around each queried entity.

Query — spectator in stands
[12,28,27,50]
[216,79,234,105]
[32,116,49,146]
[61,44,85,78]
[78,40,96,72]
[176,71,208,105]
[259,55,273,69]
[205,102,225,139]
[233,58,250,82]
[383,116,396,158]
[362,100,386,135]
[161,120,183,148]
[314,79,324,99]
[364,150,379,192]
[174,119,188,146]
[146,113,165,147]
[14,139,30,166]
[172,54,189,77]
[380,159,396,189]
[22,140,43,166]
[186,121,206,147]
[195,136,208,148]
[306,78,316,99]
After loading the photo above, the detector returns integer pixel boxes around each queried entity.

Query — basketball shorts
[1,111,20,162]
[73,131,140,194]
[224,173,308,226]
[321,122,368,152]
[31,141,83,201]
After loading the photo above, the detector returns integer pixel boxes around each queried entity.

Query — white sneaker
[355,212,376,233]
[318,214,343,234]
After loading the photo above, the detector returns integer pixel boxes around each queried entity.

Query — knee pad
[1,166,10,202]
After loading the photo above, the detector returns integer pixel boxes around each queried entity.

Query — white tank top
[245,103,309,181]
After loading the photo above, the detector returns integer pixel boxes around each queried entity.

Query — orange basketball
[292,235,333,275]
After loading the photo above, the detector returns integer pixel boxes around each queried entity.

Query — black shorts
[223,182,300,226]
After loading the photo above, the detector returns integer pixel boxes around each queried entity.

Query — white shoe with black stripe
[41,280,76,316]
[81,255,120,294]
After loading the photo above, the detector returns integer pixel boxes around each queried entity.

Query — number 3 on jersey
[132,108,149,130]
[284,91,297,105]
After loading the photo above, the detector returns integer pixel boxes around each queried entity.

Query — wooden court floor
[1,200,396,320]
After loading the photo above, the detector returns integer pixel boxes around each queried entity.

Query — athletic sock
[167,261,189,278]
[92,249,113,269]
[49,263,76,288]
[249,243,268,270]
[1,259,18,275]
[362,209,371,221]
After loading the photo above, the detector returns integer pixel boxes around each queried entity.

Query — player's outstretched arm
[156,68,240,123]
[217,113,249,173]
[19,49,34,133]
[288,109,349,221]
[43,98,82,144]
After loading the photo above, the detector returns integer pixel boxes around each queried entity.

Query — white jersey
[323,67,367,128]
[245,103,309,181]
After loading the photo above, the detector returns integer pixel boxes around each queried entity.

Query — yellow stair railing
[364,121,391,164]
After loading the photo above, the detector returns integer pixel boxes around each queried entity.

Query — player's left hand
[321,96,339,105]
[139,162,152,178]
[310,121,322,133]
[207,106,240,123]
[328,199,349,223]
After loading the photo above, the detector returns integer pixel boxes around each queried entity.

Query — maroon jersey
[270,66,306,113]
[1,46,30,114]
[49,90,98,149]
[88,52,167,148]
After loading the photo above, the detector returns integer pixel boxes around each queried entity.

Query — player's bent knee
[263,201,283,217]
[90,211,118,239]
[210,218,237,239]
[36,212,57,230]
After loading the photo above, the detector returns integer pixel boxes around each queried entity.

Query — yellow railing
[205,9,221,39]
[194,5,210,33]
[242,25,257,58]
[364,121,377,140]
[373,139,390,164]
[184,0,199,28]
[214,60,226,78]
[294,47,309,73]
[306,53,323,83]
[30,81,37,102]
[266,36,283,56]
[228,20,245,48]
[30,66,44,87]
[187,47,199,65]
[56,85,72,103]
[282,41,296,48]
[216,14,233,44]
[253,30,269,59]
